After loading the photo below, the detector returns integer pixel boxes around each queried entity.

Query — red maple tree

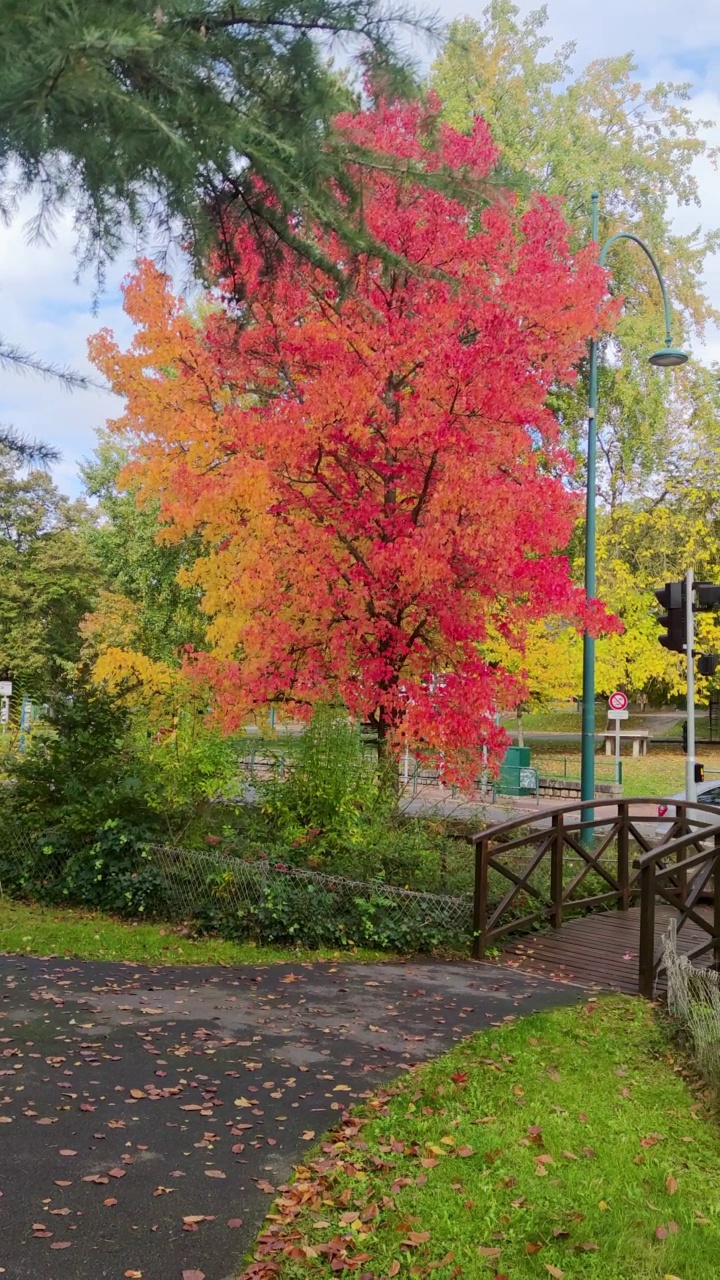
[90,96,616,786]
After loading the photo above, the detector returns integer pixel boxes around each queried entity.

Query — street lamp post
[580,192,689,808]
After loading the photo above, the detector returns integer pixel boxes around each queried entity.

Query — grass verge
[0,898,393,966]
[529,742,720,798]
[242,997,720,1279]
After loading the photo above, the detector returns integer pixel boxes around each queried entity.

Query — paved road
[0,953,579,1280]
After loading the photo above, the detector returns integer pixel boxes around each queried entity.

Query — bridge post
[472,835,489,959]
[714,833,720,973]
[550,812,564,930]
[617,800,629,911]
[639,861,657,997]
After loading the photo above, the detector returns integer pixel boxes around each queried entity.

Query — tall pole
[580,195,687,810]
[685,568,697,803]
[580,193,600,809]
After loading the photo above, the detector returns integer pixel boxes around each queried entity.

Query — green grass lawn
[0,898,391,966]
[501,708,605,733]
[529,741,720,798]
[245,997,720,1279]
[500,709,675,734]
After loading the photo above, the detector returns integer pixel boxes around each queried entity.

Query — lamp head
[648,344,689,369]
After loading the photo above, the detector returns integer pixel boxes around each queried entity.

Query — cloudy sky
[2,0,718,497]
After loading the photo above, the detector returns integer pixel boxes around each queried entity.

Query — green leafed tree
[80,432,205,667]
[0,452,97,698]
[431,1,719,498]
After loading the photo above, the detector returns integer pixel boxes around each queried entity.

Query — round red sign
[608,691,628,711]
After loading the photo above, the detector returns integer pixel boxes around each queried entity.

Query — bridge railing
[634,823,720,996]
[472,798,720,994]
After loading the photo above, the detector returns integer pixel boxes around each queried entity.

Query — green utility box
[498,745,538,796]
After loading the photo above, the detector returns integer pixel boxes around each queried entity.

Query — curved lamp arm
[599,231,673,347]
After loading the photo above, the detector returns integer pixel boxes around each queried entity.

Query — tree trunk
[516,708,524,748]
[376,720,399,803]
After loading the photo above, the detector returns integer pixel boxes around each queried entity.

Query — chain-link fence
[0,824,65,896]
[0,823,474,952]
[152,843,473,951]
[663,920,720,1087]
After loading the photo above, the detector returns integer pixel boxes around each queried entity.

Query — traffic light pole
[685,568,697,803]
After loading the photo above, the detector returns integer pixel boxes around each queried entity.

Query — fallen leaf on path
[227,1219,243,1228]
[205,1170,226,1179]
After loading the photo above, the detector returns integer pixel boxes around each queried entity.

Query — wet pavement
[0,952,581,1279]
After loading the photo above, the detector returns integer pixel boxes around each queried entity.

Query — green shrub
[258,705,384,859]
[192,874,467,953]
[2,673,159,839]
[0,819,168,916]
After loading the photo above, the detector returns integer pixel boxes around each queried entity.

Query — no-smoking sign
[608,691,628,712]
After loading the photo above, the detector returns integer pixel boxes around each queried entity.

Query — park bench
[602,729,649,757]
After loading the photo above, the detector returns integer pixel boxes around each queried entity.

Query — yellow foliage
[92,647,176,705]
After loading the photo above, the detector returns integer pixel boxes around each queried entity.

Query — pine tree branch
[0,425,60,467]
[0,337,101,392]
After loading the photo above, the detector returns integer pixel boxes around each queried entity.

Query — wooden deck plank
[494,905,714,994]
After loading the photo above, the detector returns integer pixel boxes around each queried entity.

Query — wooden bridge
[472,798,720,997]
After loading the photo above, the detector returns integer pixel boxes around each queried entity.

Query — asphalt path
[0,953,580,1280]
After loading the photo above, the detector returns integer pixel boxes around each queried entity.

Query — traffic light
[682,720,687,753]
[655,581,685,652]
[695,583,720,610]
[698,652,720,677]
[695,762,705,784]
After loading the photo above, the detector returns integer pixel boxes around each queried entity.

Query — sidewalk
[398,780,660,828]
